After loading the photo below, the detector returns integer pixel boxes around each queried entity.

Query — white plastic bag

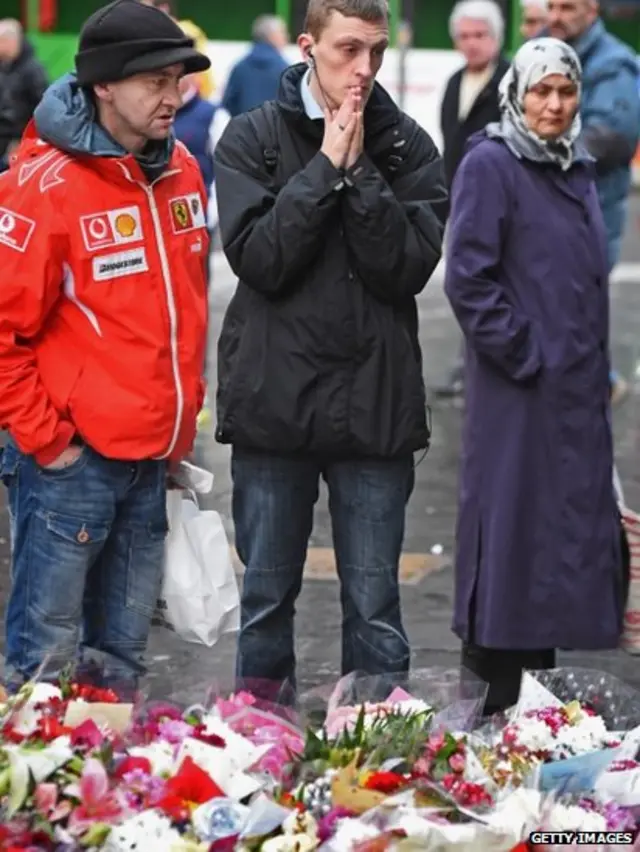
[156,490,240,646]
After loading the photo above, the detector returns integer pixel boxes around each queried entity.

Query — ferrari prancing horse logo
[168,193,206,234]
[171,199,190,230]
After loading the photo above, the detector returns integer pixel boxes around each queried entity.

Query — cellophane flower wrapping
[468,668,640,807]
[317,789,518,851]
[197,677,304,783]
[299,668,487,738]
[524,668,640,731]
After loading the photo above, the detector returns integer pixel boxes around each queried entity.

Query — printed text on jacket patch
[93,248,149,281]
[0,207,36,252]
[80,206,143,252]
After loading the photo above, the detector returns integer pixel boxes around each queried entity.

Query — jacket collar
[300,68,324,121]
[570,18,605,61]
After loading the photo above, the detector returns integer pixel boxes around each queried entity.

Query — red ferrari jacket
[0,127,209,465]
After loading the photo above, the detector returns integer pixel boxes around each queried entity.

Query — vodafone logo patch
[0,207,36,252]
[80,206,143,252]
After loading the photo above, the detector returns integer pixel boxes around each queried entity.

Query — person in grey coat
[445,38,627,716]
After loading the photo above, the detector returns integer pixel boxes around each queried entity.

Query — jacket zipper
[143,182,184,459]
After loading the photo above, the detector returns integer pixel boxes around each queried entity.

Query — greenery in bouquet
[284,704,434,813]
[280,700,494,849]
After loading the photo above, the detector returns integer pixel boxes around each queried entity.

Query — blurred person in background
[521,0,548,40]
[547,0,640,404]
[222,15,289,117]
[141,0,216,98]
[174,73,229,431]
[445,38,627,715]
[0,84,15,171]
[0,19,48,158]
[435,0,508,399]
[175,72,229,244]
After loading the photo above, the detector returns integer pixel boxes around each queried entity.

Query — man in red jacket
[0,0,210,690]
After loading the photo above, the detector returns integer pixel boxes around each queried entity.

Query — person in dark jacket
[222,15,289,117]
[547,0,640,405]
[440,0,509,189]
[445,38,624,716]
[0,83,14,170]
[0,20,48,159]
[214,0,447,689]
[436,0,509,398]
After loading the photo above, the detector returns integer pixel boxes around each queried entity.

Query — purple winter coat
[444,132,624,651]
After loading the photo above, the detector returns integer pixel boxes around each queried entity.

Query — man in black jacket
[435,0,508,398]
[214,0,446,689]
[0,20,48,161]
[0,83,14,170]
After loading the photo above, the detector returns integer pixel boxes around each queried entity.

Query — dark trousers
[231,449,414,691]
[461,642,556,715]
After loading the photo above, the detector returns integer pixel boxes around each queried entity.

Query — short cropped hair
[304,0,388,40]
[252,15,285,43]
[449,0,505,46]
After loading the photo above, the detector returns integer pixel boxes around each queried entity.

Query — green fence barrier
[31,33,78,82]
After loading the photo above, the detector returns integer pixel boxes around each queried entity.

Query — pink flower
[215,691,256,718]
[34,783,57,815]
[67,758,129,833]
[147,702,184,723]
[448,752,466,773]
[34,782,72,823]
[157,719,193,744]
[70,719,105,750]
[426,731,446,754]
[413,756,432,777]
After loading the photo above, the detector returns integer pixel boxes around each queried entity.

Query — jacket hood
[33,72,173,173]
[277,62,400,138]
[247,41,285,69]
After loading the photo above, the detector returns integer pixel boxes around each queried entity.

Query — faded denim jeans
[0,439,167,689]
[232,450,414,690]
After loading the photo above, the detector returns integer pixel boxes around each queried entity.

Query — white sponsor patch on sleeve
[92,247,148,281]
[0,207,36,252]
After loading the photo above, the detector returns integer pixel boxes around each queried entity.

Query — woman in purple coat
[444,38,627,715]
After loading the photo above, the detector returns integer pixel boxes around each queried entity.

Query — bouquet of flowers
[0,674,303,850]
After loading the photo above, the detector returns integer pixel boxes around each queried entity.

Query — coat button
[77,526,90,544]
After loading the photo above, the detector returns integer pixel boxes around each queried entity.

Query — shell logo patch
[80,206,143,252]
[115,213,137,238]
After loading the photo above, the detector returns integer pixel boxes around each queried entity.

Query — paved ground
[2,198,640,707]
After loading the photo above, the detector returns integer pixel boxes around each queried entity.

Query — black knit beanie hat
[75,0,211,86]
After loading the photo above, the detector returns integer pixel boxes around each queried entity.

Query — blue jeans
[232,450,414,688]
[0,441,167,689]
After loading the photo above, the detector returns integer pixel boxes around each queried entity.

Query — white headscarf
[491,37,582,170]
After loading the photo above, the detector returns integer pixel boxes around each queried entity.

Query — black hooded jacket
[0,85,14,161]
[213,63,447,459]
[0,39,48,157]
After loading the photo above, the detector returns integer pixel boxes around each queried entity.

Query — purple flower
[122,768,167,809]
[158,719,193,744]
[317,807,356,842]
